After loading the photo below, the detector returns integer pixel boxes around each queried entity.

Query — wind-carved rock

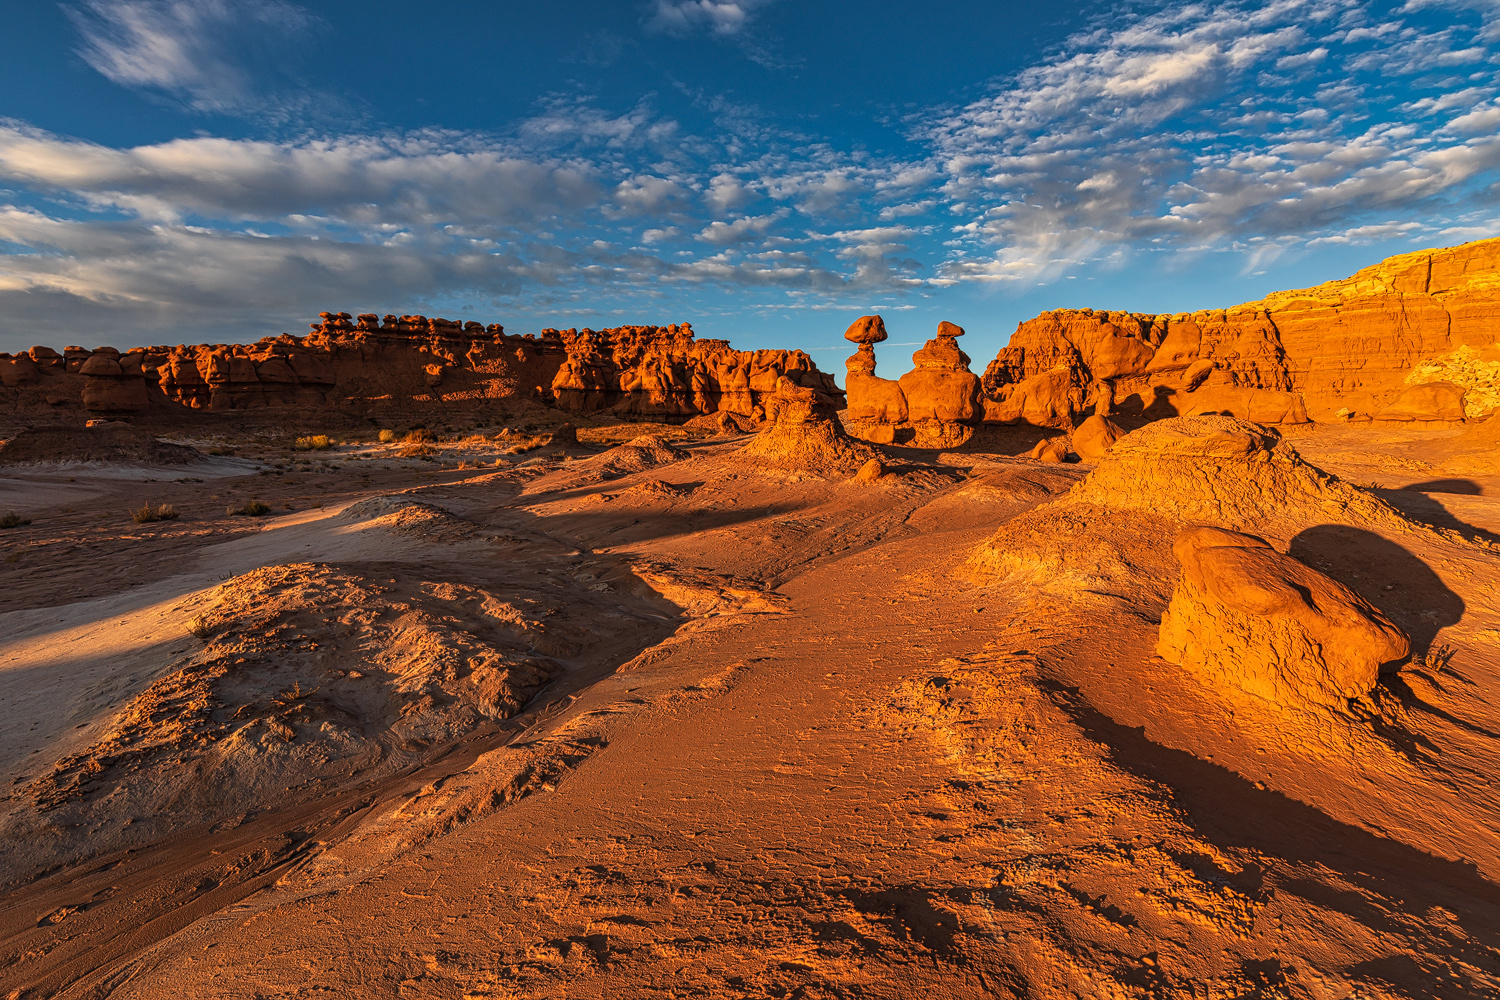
[980,237,1500,429]
[2,310,836,421]
[741,376,875,475]
[842,316,982,448]
[1158,526,1409,710]
[548,323,839,421]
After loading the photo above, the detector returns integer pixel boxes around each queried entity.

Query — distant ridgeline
[5,237,1499,431]
[0,311,839,422]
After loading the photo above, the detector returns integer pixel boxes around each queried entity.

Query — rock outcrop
[0,312,834,425]
[982,237,1500,427]
[842,317,982,447]
[1158,526,1410,709]
[741,377,875,475]
[548,322,837,420]
[1063,416,1401,534]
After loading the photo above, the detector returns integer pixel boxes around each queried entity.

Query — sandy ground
[0,420,1497,998]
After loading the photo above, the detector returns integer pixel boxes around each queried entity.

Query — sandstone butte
[0,311,839,424]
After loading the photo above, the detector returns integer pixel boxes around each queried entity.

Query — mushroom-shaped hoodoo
[844,315,888,345]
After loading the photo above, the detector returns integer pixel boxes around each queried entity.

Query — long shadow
[1404,479,1484,496]
[1287,525,1465,654]
[1042,681,1500,991]
[1374,486,1500,545]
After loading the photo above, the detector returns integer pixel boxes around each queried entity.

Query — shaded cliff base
[1,408,1498,997]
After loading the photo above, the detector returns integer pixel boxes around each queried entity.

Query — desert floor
[0,418,1498,999]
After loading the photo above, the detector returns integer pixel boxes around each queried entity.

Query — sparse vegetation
[0,513,31,529]
[228,500,272,516]
[132,502,179,524]
[404,428,437,444]
[378,429,397,443]
[294,434,332,451]
[208,447,236,456]
[1422,643,1456,672]
[188,615,213,639]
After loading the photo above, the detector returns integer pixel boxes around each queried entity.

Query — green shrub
[132,502,179,524]
[228,500,272,516]
[0,513,30,529]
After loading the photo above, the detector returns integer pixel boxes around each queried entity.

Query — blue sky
[2,0,1499,375]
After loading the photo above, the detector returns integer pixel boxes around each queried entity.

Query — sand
[0,419,1497,997]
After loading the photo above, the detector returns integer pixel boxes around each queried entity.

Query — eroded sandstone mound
[1063,416,1400,533]
[741,377,875,474]
[0,312,835,425]
[1158,526,1410,709]
[983,237,1500,427]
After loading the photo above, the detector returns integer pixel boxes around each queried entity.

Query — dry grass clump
[228,500,272,517]
[404,428,438,444]
[1421,643,1457,672]
[132,502,179,524]
[378,429,397,443]
[188,615,213,639]
[0,512,31,529]
[294,434,332,451]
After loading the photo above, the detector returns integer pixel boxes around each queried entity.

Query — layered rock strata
[0,313,834,423]
[983,237,1500,427]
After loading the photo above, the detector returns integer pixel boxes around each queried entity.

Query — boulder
[1071,414,1125,461]
[1374,381,1467,422]
[1158,526,1409,709]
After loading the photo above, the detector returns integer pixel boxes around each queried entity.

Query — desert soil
[0,419,1498,999]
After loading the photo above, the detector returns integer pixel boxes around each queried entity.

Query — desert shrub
[228,500,272,516]
[0,512,31,529]
[188,615,213,639]
[1423,644,1456,672]
[398,444,436,458]
[132,502,179,524]
[294,434,332,451]
[404,428,437,444]
[378,429,397,443]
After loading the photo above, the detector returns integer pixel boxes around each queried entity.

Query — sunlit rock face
[980,237,1500,428]
[0,312,839,422]
[1158,526,1410,710]
[841,316,982,448]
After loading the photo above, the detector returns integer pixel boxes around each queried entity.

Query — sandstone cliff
[0,312,835,425]
[984,237,1500,426]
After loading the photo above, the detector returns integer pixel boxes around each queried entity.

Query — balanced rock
[1158,526,1409,708]
[898,322,982,447]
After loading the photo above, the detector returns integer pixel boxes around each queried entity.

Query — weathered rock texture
[742,377,875,475]
[1158,526,1410,709]
[984,237,1500,427]
[843,317,982,447]
[0,312,836,425]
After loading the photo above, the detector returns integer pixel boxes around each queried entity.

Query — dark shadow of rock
[1403,479,1484,496]
[1288,525,1464,655]
[1371,488,1500,545]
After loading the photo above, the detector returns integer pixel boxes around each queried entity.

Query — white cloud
[65,0,324,116]
[644,0,772,37]
[920,0,1500,283]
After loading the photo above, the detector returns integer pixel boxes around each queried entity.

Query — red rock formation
[1158,526,1409,709]
[983,237,1500,426]
[2,312,834,424]
[842,317,983,447]
[547,323,838,420]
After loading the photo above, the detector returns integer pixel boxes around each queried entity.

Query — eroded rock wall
[984,237,1500,427]
[0,312,835,423]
